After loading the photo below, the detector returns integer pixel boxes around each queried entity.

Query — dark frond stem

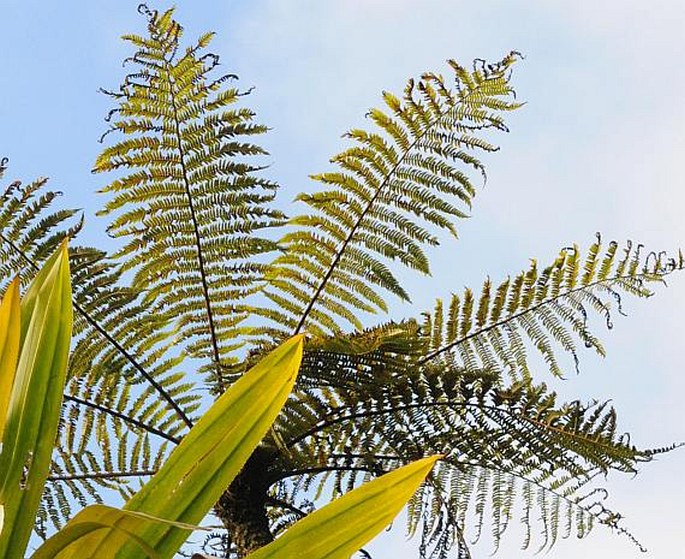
[420,269,676,365]
[70,300,193,428]
[328,452,401,461]
[285,401,465,448]
[274,465,377,482]
[64,394,180,444]
[265,497,308,518]
[165,62,225,392]
[424,475,472,559]
[48,469,157,482]
[284,399,636,459]
[0,231,193,429]
[70,303,193,428]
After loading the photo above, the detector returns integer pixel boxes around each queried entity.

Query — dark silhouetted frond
[274,360,661,556]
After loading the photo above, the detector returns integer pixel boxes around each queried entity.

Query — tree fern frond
[275,361,656,555]
[42,448,161,530]
[262,53,522,339]
[0,166,198,533]
[0,172,81,287]
[0,166,197,434]
[421,236,684,380]
[94,7,285,389]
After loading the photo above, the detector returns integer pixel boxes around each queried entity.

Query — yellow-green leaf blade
[248,455,441,559]
[66,335,304,559]
[33,504,218,559]
[0,244,73,559]
[0,278,20,441]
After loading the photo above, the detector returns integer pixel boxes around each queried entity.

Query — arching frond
[421,236,684,380]
[0,165,197,534]
[94,7,285,389]
[0,164,82,286]
[273,362,667,556]
[262,53,522,339]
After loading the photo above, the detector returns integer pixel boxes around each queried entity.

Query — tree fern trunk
[215,449,274,557]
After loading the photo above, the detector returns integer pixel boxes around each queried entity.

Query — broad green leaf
[18,241,70,340]
[33,504,219,559]
[0,243,73,559]
[0,278,20,441]
[0,278,19,539]
[248,455,441,559]
[61,334,304,559]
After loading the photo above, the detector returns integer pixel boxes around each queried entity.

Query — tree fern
[2,5,683,558]
[94,5,285,389]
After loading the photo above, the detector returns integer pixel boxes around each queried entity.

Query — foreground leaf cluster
[0,249,437,559]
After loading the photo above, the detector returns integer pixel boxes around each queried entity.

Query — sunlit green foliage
[0,245,73,558]
[0,269,434,559]
[93,6,284,387]
[263,52,521,338]
[0,6,682,558]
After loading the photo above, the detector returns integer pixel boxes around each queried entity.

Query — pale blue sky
[1,1,684,557]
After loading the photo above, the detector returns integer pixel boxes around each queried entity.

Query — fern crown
[1,6,682,558]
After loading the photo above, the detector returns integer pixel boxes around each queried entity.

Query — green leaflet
[248,456,441,559]
[51,334,304,559]
[0,243,73,559]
